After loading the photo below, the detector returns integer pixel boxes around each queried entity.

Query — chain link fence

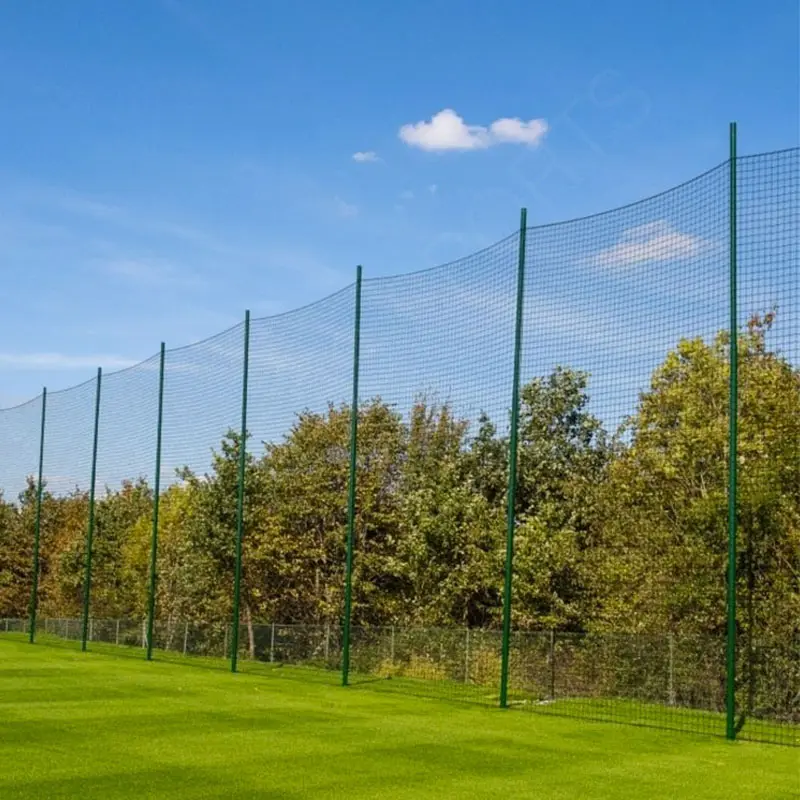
[2,617,796,745]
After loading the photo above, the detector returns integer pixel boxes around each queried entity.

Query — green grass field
[1,638,797,799]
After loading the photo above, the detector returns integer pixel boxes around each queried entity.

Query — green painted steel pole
[146,343,166,661]
[28,387,47,643]
[231,311,250,674]
[341,266,363,687]
[726,122,739,741]
[81,368,102,653]
[499,209,527,709]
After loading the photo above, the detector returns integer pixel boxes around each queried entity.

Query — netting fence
[0,136,797,746]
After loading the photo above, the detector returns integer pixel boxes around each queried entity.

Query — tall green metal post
[81,368,103,653]
[146,343,166,661]
[499,209,527,709]
[231,311,250,673]
[341,265,363,687]
[28,387,47,643]
[726,122,739,741]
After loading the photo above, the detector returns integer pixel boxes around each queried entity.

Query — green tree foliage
[0,489,27,615]
[396,401,504,627]
[590,315,799,644]
[513,368,609,630]
[0,317,795,676]
[253,401,405,628]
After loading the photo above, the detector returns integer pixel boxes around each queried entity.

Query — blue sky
[0,0,797,414]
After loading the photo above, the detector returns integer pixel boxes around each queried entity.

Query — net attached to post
[238,287,356,681]
[505,152,798,746]
[0,394,44,634]
[734,148,799,746]
[347,235,520,704]
[150,323,246,664]
[81,356,160,652]
[30,377,98,647]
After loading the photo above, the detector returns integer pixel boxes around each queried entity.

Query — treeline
[1,316,798,656]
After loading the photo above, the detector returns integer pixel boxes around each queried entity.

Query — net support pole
[500,209,527,709]
[81,367,102,652]
[28,387,47,643]
[341,265,363,687]
[726,122,739,741]
[231,310,250,673]
[146,343,166,661]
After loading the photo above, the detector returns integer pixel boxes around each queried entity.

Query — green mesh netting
[0,147,796,746]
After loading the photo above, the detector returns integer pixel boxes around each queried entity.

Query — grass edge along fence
[1,618,797,747]
[3,125,799,747]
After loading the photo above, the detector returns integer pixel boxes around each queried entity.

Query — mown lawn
[0,637,797,799]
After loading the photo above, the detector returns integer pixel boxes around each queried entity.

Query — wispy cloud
[50,194,128,223]
[0,353,139,370]
[591,221,711,268]
[399,190,414,201]
[7,182,345,288]
[399,109,548,152]
[428,184,438,194]
[101,258,205,289]
[352,151,380,163]
[334,196,359,218]
[17,185,223,250]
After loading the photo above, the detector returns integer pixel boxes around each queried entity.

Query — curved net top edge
[526,146,798,234]
[0,393,44,413]
[0,146,795,410]
[362,229,520,286]
[250,282,356,324]
[528,159,730,233]
[45,373,99,399]
[737,145,800,162]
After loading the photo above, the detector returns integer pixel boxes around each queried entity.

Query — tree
[0,491,26,616]
[513,368,609,630]
[396,401,504,627]
[462,412,508,509]
[590,314,800,646]
[177,430,269,655]
[91,480,153,618]
[257,400,406,628]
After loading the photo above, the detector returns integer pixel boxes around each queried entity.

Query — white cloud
[591,221,710,268]
[352,151,379,163]
[428,184,438,194]
[489,117,549,145]
[399,190,414,201]
[399,109,548,152]
[334,196,359,218]
[0,353,139,370]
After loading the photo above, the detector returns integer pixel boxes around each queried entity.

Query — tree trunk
[245,601,255,659]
